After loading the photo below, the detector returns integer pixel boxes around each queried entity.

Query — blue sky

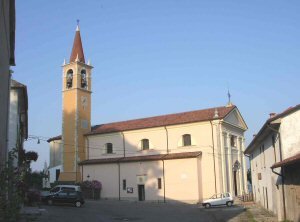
[14,1,300,171]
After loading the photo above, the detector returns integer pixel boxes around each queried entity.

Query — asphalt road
[36,200,247,222]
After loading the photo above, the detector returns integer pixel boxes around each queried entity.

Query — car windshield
[210,194,222,199]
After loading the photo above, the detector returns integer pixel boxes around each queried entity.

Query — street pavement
[33,200,250,222]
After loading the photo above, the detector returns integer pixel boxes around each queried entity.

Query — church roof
[79,151,202,165]
[87,105,236,136]
[47,105,236,142]
[69,24,85,63]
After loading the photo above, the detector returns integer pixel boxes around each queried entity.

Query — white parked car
[202,192,234,208]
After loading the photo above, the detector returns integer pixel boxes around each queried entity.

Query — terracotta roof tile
[47,135,62,143]
[70,27,85,63]
[87,106,235,135]
[271,152,300,169]
[245,104,300,154]
[79,151,202,165]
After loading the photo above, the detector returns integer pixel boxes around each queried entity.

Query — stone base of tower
[58,172,82,182]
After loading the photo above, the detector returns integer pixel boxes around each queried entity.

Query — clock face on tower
[81,96,88,109]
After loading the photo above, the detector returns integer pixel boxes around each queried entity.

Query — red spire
[70,23,85,63]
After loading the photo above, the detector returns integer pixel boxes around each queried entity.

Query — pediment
[223,108,248,130]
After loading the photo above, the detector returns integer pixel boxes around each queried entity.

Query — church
[47,24,248,203]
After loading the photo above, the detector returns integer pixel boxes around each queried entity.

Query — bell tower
[59,23,93,182]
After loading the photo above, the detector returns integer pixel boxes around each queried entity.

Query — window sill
[177,145,196,148]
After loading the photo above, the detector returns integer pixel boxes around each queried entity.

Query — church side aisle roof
[87,105,236,136]
[79,151,202,165]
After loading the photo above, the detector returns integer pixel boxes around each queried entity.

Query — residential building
[48,24,249,202]
[0,0,16,166]
[245,104,300,222]
[8,79,28,166]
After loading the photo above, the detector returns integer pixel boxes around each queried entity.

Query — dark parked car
[46,190,84,207]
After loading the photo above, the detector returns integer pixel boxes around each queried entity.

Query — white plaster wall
[49,140,63,168]
[49,165,63,183]
[164,158,200,202]
[82,158,201,202]
[250,134,284,220]
[82,164,119,199]
[120,161,164,201]
[280,109,300,159]
[8,90,18,153]
[88,133,124,159]
[124,127,168,156]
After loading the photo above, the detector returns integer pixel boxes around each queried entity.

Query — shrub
[91,180,102,190]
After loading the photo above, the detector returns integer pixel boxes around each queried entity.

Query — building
[0,0,16,167]
[245,104,300,222]
[8,79,28,166]
[48,24,249,202]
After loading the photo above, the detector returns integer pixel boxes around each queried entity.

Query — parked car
[41,185,81,201]
[46,190,85,207]
[202,192,234,208]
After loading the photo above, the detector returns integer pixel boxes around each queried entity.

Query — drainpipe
[81,165,83,181]
[267,124,286,220]
[118,162,121,201]
[210,121,217,194]
[164,126,169,154]
[86,136,90,160]
[162,159,166,203]
[121,132,126,157]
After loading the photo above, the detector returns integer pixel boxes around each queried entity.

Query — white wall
[280,109,300,159]
[82,157,202,203]
[49,165,63,184]
[250,134,284,220]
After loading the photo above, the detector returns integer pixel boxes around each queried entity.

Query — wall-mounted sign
[127,187,133,193]
[136,175,147,184]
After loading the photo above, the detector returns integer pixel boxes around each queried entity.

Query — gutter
[210,121,217,194]
[266,124,286,220]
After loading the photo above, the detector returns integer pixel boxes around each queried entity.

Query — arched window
[141,139,149,150]
[81,69,87,88]
[106,143,113,154]
[66,69,73,88]
[182,134,191,146]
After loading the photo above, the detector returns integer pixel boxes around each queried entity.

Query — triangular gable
[223,107,248,130]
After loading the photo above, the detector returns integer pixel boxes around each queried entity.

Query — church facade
[48,25,248,202]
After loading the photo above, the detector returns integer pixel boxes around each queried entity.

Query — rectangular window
[142,139,149,150]
[183,134,191,146]
[122,179,126,190]
[106,143,113,154]
[230,136,237,147]
[158,178,162,189]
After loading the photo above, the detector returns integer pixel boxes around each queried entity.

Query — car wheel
[47,199,53,205]
[226,201,233,207]
[75,201,81,207]
[204,203,211,209]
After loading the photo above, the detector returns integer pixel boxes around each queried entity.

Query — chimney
[269,113,276,118]
[214,108,219,118]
